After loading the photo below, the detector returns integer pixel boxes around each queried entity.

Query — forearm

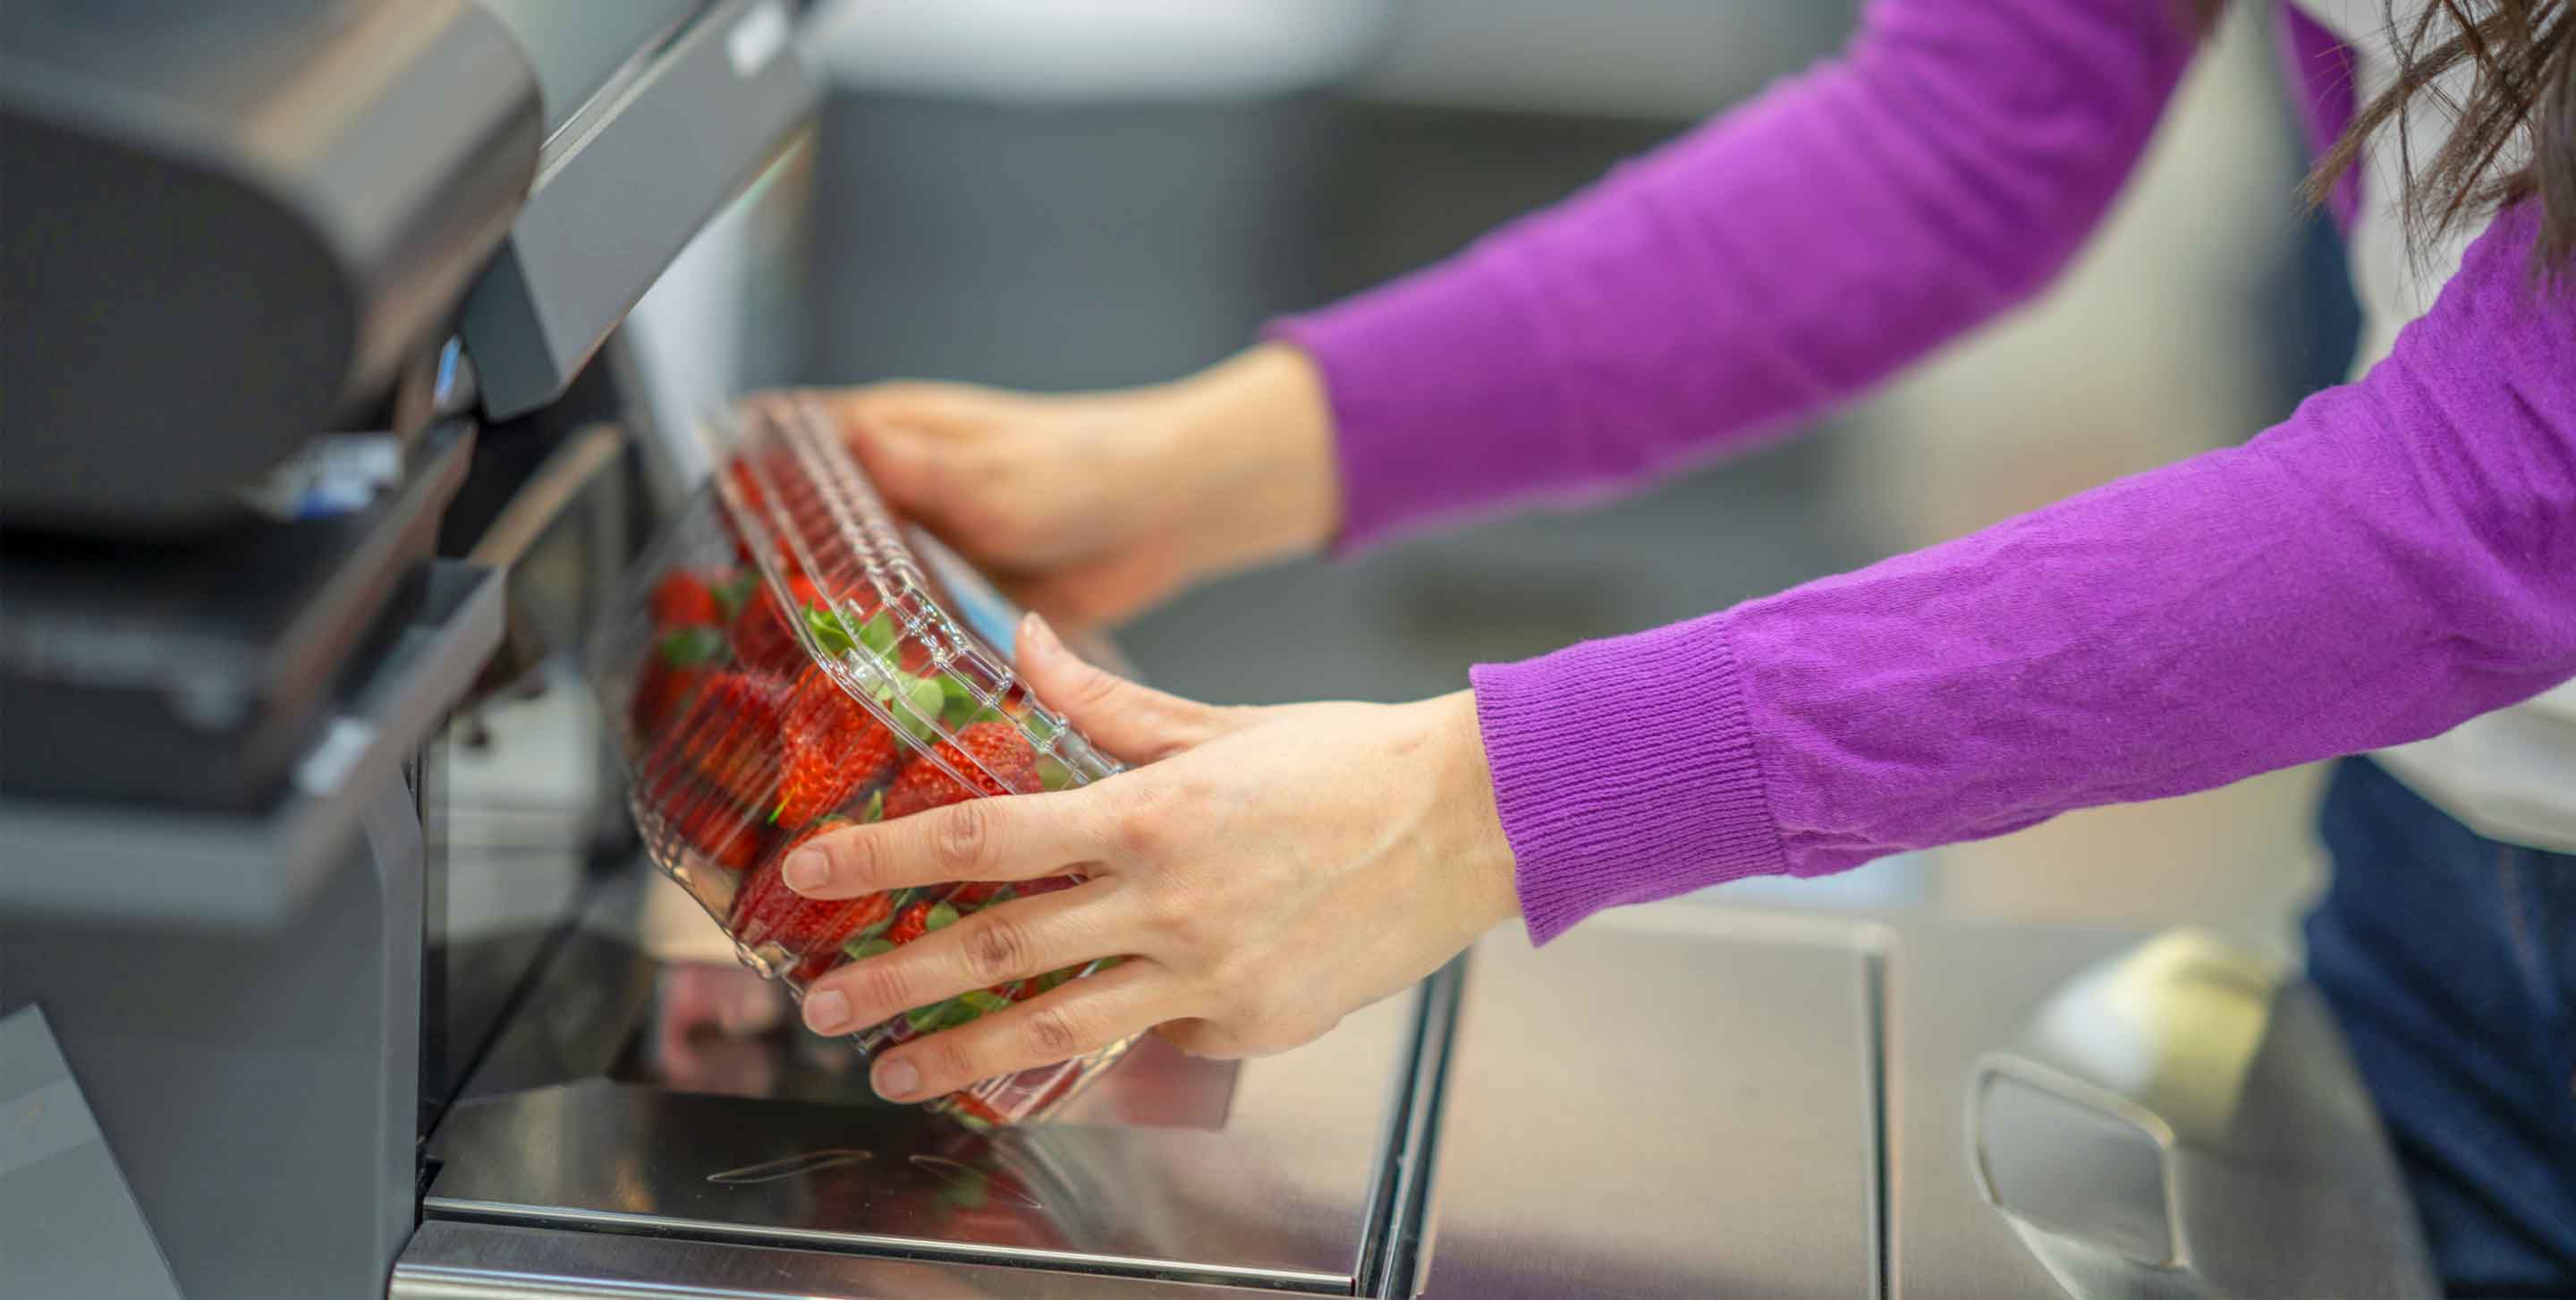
[1271,0,2198,551]
[1479,200,2576,941]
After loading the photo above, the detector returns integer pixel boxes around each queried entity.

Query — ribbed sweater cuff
[1470,615,1788,944]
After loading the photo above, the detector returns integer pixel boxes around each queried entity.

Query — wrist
[1420,689,1522,933]
[1165,344,1342,575]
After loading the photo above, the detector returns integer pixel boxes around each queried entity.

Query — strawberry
[940,1090,1013,1128]
[727,819,896,981]
[772,668,902,827]
[672,790,770,873]
[726,459,768,514]
[948,881,1012,906]
[886,899,935,946]
[630,625,729,734]
[883,723,1041,820]
[648,672,782,811]
[733,574,822,676]
[631,661,710,735]
[636,763,770,872]
[649,571,725,627]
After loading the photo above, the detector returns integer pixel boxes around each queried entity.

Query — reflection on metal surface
[2016,930,2275,1142]
[426,1081,1354,1289]
[1424,907,1888,1298]
[393,1219,1332,1298]
[1968,929,2436,1300]
[706,1149,874,1185]
[911,1154,1046,1210]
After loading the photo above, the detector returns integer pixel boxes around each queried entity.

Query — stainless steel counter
[405,878,2429,1298]
[1420,908,1885,1298]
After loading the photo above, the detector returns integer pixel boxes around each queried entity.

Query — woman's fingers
[784,787,1103,899]
[1015,612,1241,763]
[868,956,1175,1102]
[826,381,1012,438]
[801,883,1114,1035]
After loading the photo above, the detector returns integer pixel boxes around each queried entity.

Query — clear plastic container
[592,394,1131,1127]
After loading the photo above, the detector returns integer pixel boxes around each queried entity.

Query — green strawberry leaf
[958,990,1013,1014]
[857,789,886,824]
[802,604,857,658]
[1035,755,1077,793]
[905,997,982,1032]
[938,1168,988,1210]
[856,610,901,658]
[935,675,997,730]
[843,936,896,961]
[874,672,947,745]
[658,625,731,667]
[712,571,760,621]
[925,901,961,932]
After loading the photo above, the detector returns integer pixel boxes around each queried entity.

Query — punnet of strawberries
[606,434,1122,1129]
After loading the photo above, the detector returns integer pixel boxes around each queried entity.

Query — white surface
[806,0,1381,102]
[1352,1,1843,118]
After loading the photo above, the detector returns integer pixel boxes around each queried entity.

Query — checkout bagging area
[0,4,2442,1297]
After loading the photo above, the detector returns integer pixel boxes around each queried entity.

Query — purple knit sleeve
[1266,0,2197,553]
[1485,202,2576,943]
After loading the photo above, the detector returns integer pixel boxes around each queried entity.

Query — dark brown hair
[2193,1,2576,274]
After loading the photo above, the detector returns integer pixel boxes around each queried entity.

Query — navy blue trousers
[2309,758,2576,1296]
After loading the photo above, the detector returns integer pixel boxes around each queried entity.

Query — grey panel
[0,0,539,531]
[462,0,817,418]
[0,561,505,929]
[1,421,477,811]
[0,1008,185,1300]
[0,777,425,1300]
[473,0,704,140]
[1422,911,1885,1299]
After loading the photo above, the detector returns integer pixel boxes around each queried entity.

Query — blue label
[905,526,1020,660]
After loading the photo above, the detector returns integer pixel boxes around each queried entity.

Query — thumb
[1015,612,1235,764]
[1004,548,1191,635]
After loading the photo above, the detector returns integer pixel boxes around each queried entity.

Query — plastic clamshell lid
[591,394,1131,1127]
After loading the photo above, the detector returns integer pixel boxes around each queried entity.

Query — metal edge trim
[533,0,720,183]
[418,1202,1351,1294]
[1960,1052,2190,1272]
[1367,956,1466,1299]
[1856,933,1890,1300]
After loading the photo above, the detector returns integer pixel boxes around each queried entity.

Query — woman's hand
[823,344,1339,632]
[782,613,1521,1102]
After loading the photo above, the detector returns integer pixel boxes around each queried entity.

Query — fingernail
[804,990,851,1034]
[873,1055,920,1100]
[784,849,829,893]
[1019,611,1056,662]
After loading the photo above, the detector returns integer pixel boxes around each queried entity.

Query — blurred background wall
[655,0,2364,957]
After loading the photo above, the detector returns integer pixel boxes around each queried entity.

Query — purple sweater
[1269,0,2576,943]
